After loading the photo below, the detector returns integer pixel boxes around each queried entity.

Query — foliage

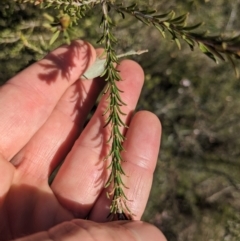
[1,0,240,239]
[135,2,240,239]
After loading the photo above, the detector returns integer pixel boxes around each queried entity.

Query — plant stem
[100,0,132,220]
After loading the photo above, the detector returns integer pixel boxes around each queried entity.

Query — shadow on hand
[38,40,91,83]
[1,184,93,241]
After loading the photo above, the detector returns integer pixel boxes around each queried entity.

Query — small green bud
[60,14,71,30]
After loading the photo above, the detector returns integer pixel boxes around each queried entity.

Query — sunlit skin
[0,40,166,241]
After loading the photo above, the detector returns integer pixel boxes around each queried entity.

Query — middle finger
[51,60,145,218]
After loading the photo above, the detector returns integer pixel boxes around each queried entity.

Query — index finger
[0,40,96,161]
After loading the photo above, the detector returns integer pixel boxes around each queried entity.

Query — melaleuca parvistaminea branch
[98,0,132,220]
[33,0,100,7]
[112,3,240,76]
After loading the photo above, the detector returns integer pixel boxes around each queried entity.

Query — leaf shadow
[48,76,106,182]
[38,41,91,83]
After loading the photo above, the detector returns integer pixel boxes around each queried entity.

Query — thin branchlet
[111,3,240,76]
[100,0,132,220]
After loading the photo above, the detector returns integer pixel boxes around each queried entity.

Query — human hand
[0,40,166,241]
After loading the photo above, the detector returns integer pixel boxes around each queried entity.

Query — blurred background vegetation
[1,0,240,240]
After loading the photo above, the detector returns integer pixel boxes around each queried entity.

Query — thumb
[13,220,167,241]
[118,221,167,241]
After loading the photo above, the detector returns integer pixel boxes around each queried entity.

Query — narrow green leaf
[153,23,166,38]
[199,43,218,63]
[140,9,156,15]
[183,37,195,50]
[134,14,150,25]
[207,45,225,61]
[49,30,60,45]
[182,22,203,31]
[169,11,176,20]
[152,10,174,19]
[125,3,137,10]
[63,30,70,45]
[163,21,170,28]
[174,38,181,50]
[169,13,188,25]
